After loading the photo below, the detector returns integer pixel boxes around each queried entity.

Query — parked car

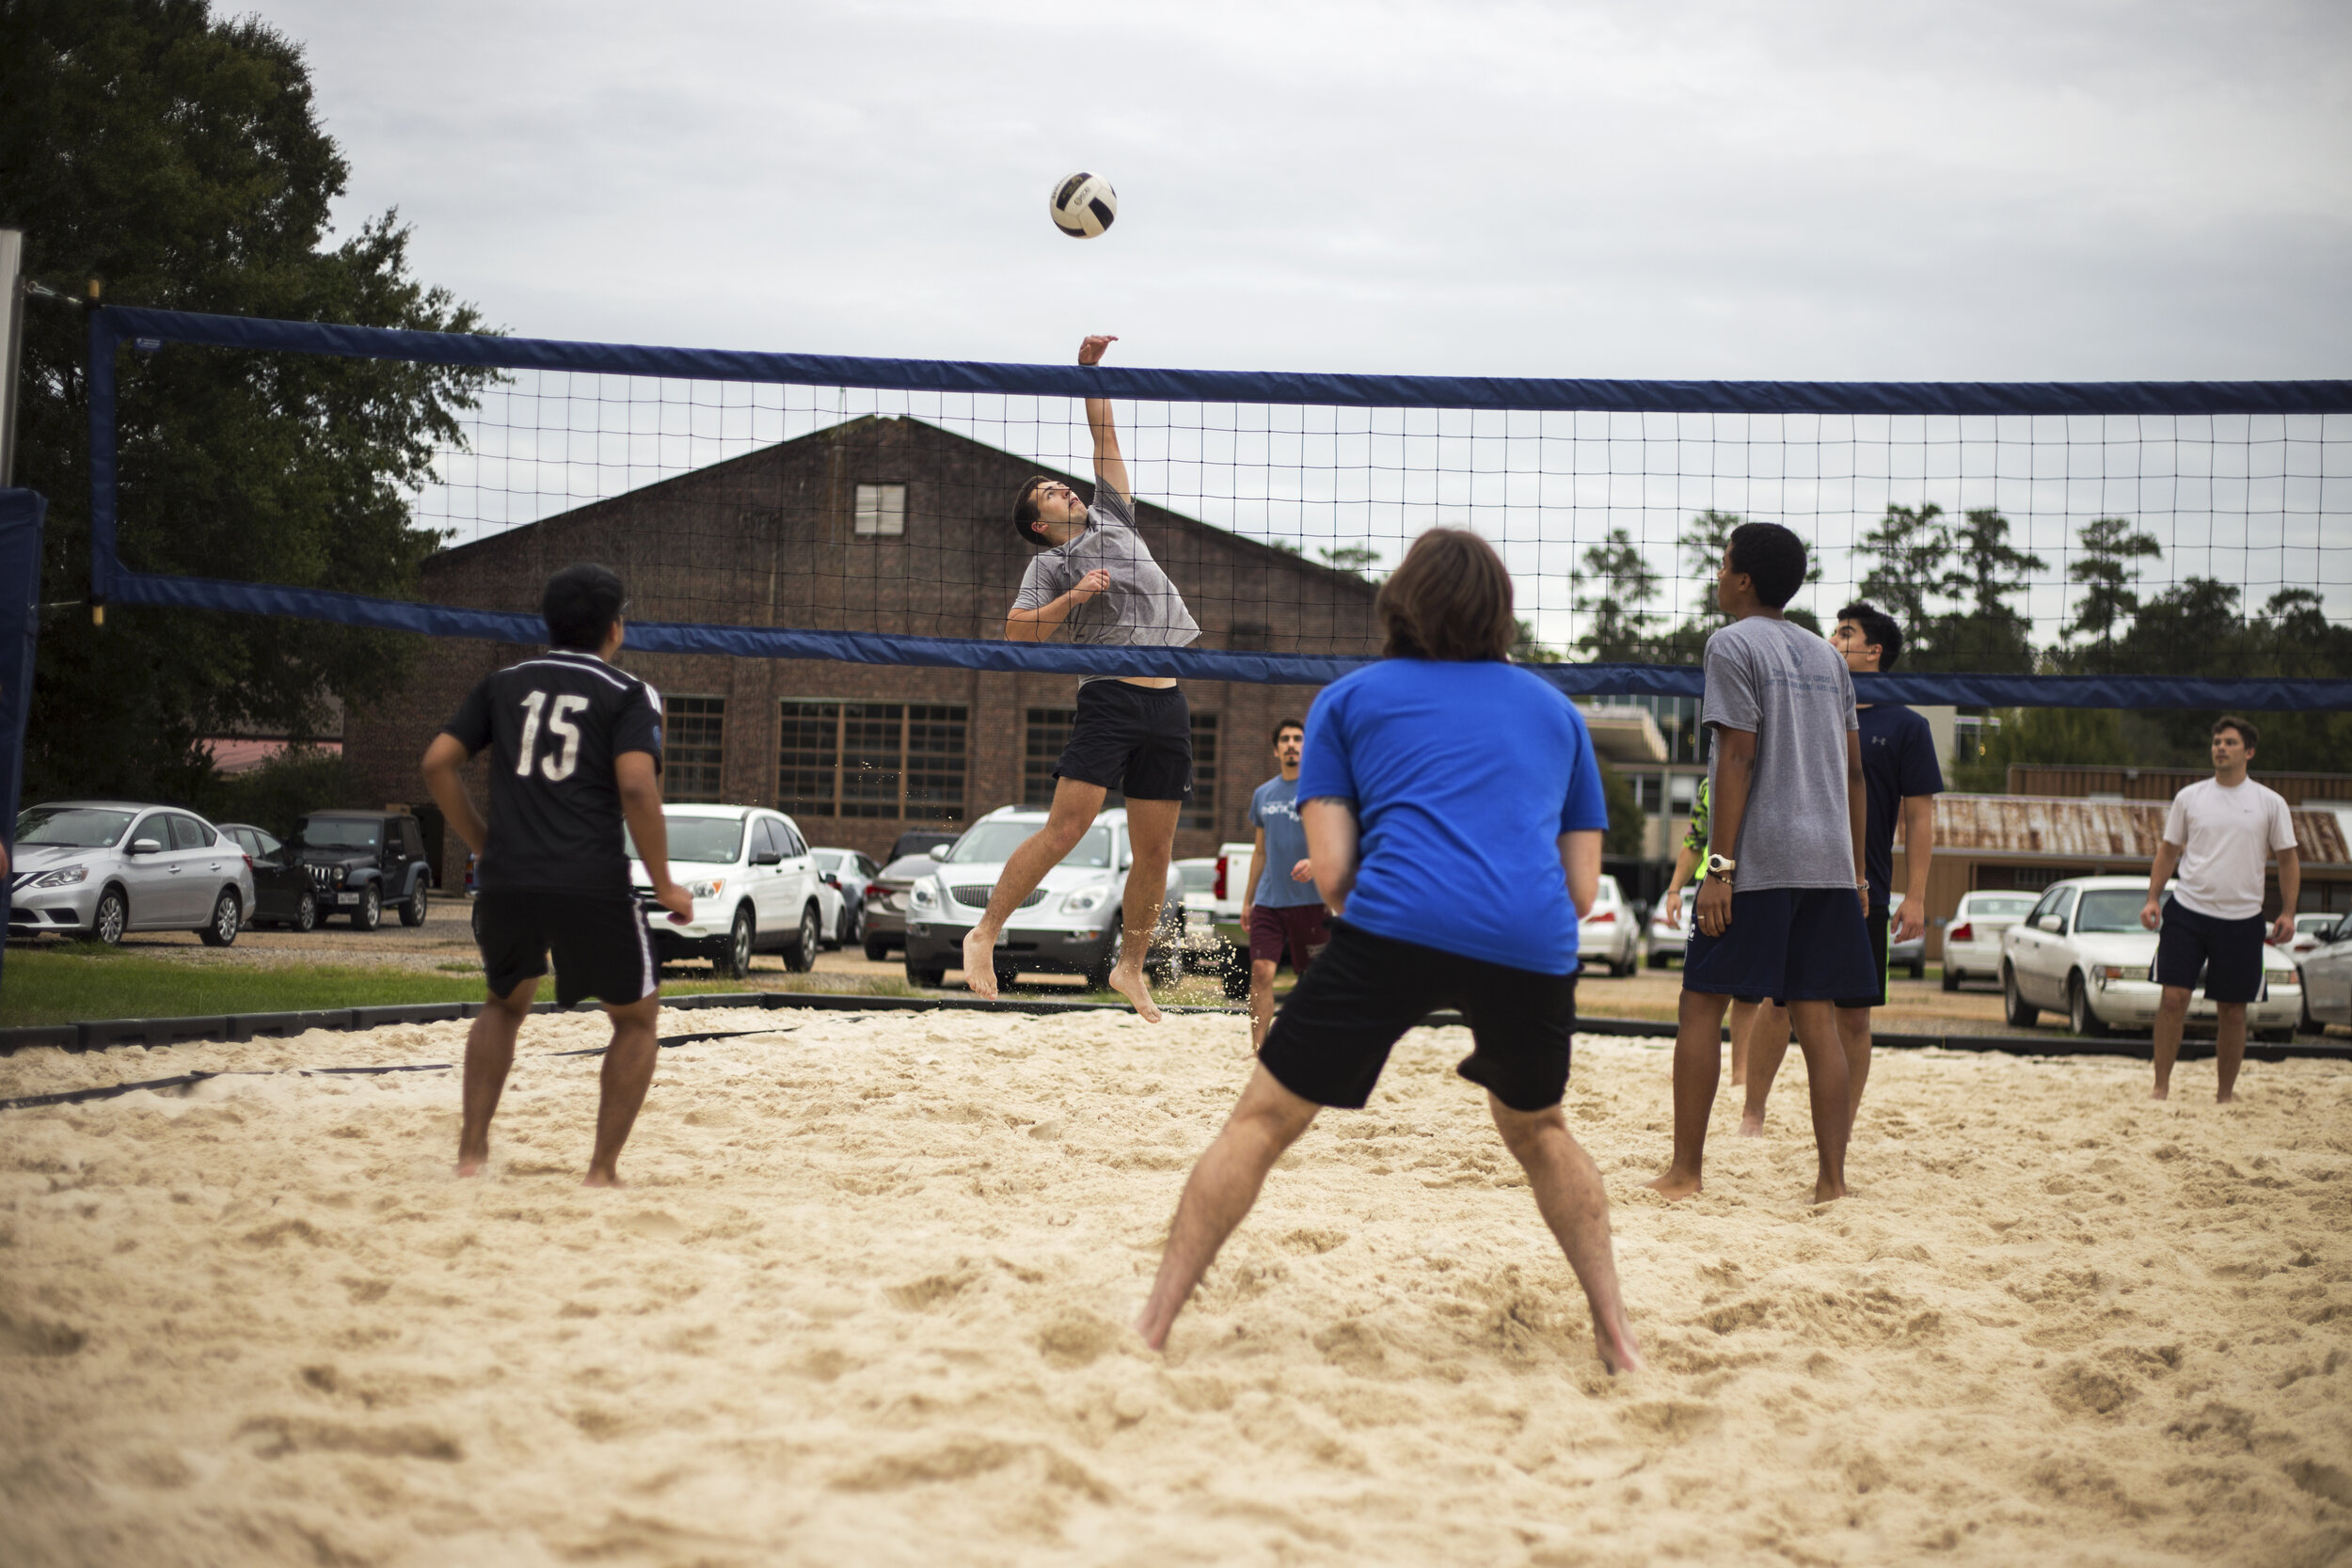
[626,805,827,978]
[861,828,964,960]
[10,800,255,947]
[2299,911,2352,1034]
[1939,890,2040,990]
[217,822,322,931]
[899,805,1184,991]
[810,847,880,950]
[1577,874,1639,976]
[1889,922,1926,980]
[1191,841,1260,998]
[292,810,433,931]
[2283,911,2343,963]
[1999,874,2301,1041]
[1645,880,1696,969]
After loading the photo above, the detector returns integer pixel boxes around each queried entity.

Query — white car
[1939,890,2042,991]
[626,805,828,979]
[2283,911,2343,963]
[1999,874,2301,1041]
[1578,874,1639,977]
[2299,912,2352,1033]
[1646,880,1696,969]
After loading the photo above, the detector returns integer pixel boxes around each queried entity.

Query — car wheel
[2067,972,2110,1037]
[1941,965,1960,992]
[713,905,755,979]
[91,887,129,946]
[2300,985,2326,1037]
[400,881,429,927]
[1145,915,1185,985]
[2003,963,2039,1028]
[904,959,946,988]
[198,889,242,947]
[1909,960,1926,980]
[863,935,891,963]
[293,891,318,933]
[1084,927,1122,991]
[849,902,865,944]
[351,885,381,931]
[824,902,846,951]
[2256,1026,2296,1045]
[1647,948,1670,970]
[786,902,821,974]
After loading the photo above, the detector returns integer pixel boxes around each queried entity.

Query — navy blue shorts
[2154,895,2265,1004]
[1682,887,1878,1004]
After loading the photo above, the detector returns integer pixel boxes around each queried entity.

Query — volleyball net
[83,304,2352,715]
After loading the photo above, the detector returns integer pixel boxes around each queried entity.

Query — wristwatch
[1705,853,1736,881]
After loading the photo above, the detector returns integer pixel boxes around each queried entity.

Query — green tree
[1855,502,1950,641]
[2060,516,2162,651]
[1571,528,1661,661]
[1510,619,1560,663]
[1317,544,1381,578]
[1651,509,1742,664]
[1598,767,1646,858]
[1916,506,2042,673]
[2,0,490,803]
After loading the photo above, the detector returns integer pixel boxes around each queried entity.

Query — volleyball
[1048,171,1117,238]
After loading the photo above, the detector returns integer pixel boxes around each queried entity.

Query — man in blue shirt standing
[1243,717,1327,1049]
[1739,601,1942,1136]
[1135,530,1641,1374]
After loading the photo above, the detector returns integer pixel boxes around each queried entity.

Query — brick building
[343,416,1379,883]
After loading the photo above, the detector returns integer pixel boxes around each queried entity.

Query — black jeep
[291,810,434,930]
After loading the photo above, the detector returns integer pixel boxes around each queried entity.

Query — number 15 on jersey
[516,691,588,781]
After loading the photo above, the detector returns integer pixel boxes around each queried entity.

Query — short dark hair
[1271,718,1304,744]
[2213,715,2259,751]
[1727,522,1807,610]
[542,563,627,651]
[1010,477,1054,546]
[1836,600,1905,672]
[1375,529,1515,661]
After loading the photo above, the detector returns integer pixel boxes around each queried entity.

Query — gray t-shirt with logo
[1012,484,1200,684]
[1701,616,1860,892]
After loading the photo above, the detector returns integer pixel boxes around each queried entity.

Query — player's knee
[1490,1099,1568,1160]
[1250,959,1278,984]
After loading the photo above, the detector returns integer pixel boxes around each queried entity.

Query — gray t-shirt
[1012,485,1200,683]
[1701,616,1860,892]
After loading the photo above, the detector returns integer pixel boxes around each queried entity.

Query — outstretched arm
[1079,334,1131,503]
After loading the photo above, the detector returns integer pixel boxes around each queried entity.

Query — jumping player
[1243,717,1326,1049]
[1738,601,1941,1135]
[2142,717,2300,1102]
[421,563,693,1186]
[964,334,1200,1020]
[1136,531,1641,1373]
[1646,524,1874,1205]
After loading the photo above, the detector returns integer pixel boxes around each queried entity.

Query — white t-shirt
[2162,777,2296,921]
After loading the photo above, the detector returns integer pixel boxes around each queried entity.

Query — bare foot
[455,1158,488,1178]
[962,928,1000,1000]
[2216,1090,2235,1104]
[1107,960,1163,1022]
[1645,1168,1702,1200]
[1736,1113,1765,1137]
[582,1170,623,1189]
[1593,1314,1645,1374]
[2150,1085,2170,1101]
[1813,1178,1847,1204]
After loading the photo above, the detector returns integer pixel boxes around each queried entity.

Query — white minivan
[626,805,828,978]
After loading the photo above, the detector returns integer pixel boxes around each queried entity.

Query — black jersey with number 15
[441,650,664,894]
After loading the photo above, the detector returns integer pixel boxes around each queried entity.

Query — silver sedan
[10,800,257,946]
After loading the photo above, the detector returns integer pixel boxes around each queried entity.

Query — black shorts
[1834,907,1893,1011]
[2154,895,2265,1004]
[1683,888,1877,1005]
[1056,680,1193,800]
[475,890,657,1007]
[1257,922,1577,1113]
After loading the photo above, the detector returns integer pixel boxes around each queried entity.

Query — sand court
[3,1006,2349,1566]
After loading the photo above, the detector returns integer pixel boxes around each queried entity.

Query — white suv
[1578,874,1639,976]
[1999,874,2301,1041]
[626,806,827,979]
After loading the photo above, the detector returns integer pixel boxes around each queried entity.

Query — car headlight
[686,878,725,900]
[30,865,89,888]
[911,882,939,911]
[1062,884,1111,914]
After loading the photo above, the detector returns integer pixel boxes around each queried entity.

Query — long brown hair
[1375,528,1516,661]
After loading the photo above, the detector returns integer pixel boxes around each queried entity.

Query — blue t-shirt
[1856,703,1944,910]
[1248,776,1321,908]
[1296,659,1609,974]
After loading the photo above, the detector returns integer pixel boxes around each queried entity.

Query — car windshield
[299,819,382,850]
[15,806,137,848]
[2298,914,2336,933]
[625,816,743,864]
[950,822,1113,869]
[889,832,959,862]
[2074,891,2146,934]
[1969,895,2037,919]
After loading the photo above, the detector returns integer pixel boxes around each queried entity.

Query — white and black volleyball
[1049,171,1117,238]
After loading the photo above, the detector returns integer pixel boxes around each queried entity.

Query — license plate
[336,893,359,905]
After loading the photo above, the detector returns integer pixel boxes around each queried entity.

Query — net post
[84,278,111,627]
[0,488,46,997]
[0,230,23,486]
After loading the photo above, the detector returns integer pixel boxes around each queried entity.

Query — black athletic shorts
[2154,895,2265,1005]
[1056,679,1193,800]
[1834,906,1893,1011]
[474,889,657,1007]
[1257,921,1577,1113]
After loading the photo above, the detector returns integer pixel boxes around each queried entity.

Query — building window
[778,701,965,820]
[664,696,725,803]
[854,483,906,536]
[1631,774,1665,816]
[1184,712,1218,832]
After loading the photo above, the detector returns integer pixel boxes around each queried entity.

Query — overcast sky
[255,0,2351,379]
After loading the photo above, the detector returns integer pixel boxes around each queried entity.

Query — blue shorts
[2153,895,2265,1005]
[1682,887,1878,1004]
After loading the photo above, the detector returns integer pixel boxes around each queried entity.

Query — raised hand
[1078,334,1119,366]
[1071,568,1112,603]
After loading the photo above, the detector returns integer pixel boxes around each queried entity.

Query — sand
[2,1006,2348,1567]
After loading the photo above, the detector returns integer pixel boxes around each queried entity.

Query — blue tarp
[105,571,2352,710]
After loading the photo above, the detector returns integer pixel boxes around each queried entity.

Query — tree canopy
[0,0,490,803]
